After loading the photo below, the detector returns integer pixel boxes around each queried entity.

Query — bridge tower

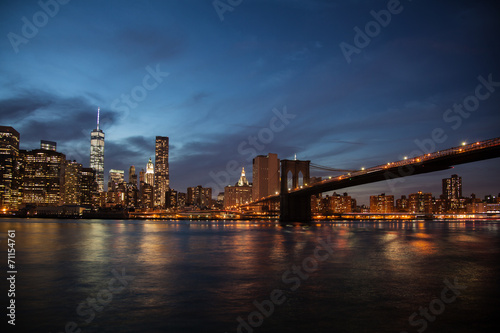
[280,159,311,222]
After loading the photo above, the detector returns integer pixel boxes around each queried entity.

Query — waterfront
[1,218,499,332]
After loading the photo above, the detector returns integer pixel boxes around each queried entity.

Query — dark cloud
[0,89,121,158]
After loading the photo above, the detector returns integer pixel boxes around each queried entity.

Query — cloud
[0,89,121,159]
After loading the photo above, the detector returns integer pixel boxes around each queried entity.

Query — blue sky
[1,0,499,204]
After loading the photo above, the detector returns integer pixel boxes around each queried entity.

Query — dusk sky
[1,0,499,204]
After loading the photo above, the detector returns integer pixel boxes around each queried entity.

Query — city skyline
[1,0,499,205]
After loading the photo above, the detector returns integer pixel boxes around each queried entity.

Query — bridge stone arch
[280,159,310,193]
[280,159,311,222]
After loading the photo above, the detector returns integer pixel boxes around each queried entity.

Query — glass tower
[154,136,169,208]
[90,107,105,192]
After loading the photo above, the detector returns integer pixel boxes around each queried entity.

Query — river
[1,218,499,332]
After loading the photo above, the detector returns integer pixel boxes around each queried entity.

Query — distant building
[252,153,280,201]
[187,185,212,208]
[370,193,394,213]
[442,174,462,212]
[21,148,66,206]
[0,126,21,210]
[396,195,409,212]
[63,160,82,205]
[81,167,96,206]
[224,167,252,209]
[129,165,138,187]
[41,140,57,151]
[409,191,432,214]
[108,169,125,192]
[90,108,105,192]
[145,158,154,186]
[328,192,355,213]
[154,136,169,208]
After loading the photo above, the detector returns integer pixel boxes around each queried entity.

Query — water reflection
[0,218,499,332]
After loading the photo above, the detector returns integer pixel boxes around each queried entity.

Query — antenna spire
[97,107,100,130]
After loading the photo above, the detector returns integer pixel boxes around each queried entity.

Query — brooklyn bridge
[246,137,500,222]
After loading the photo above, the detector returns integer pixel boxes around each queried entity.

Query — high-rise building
[187,185,212,208]
[442,174,462,201]
[108,169,125,192]
[442,174,462,212]
[81,167,96,206]
[154,136,169,208]
[224,168,252,209]
[252,153,280,202]
[21,148,66,206]
[41,140,57,151]
[63,160,82,205]
[129,166,137,187]
[370,193,394,213]
[145,158,154,186]
[90,108,105,192]
[409,191,432,214]
[0,126,21,210]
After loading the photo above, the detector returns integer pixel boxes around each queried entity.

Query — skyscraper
[145,158,154,186]
[154,136,169,208]
[129,165,137,187]
[252,153,280,202]
[90,107,105,192]
[0,126,21,210]
[442,174,462,201]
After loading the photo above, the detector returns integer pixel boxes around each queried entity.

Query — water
[1,218,499,333]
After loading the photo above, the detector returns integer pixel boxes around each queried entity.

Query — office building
[129,166,138,187]
[21,148,66,206]
[90,108,105,192]
[187,185,212,208]
[370,193,394,213]
[154,136,169,208]
[224,167,252,209]
[63,160,82,205]
[442,174,462,212]
[41,140,57,151]
[409,191,432,214]
[145,158,154,186]
[252,153,280,201]
[0,126,21,210]
[81,167,96,206]
[108,169,125,192]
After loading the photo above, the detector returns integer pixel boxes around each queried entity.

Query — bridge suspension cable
[310,163,357,173]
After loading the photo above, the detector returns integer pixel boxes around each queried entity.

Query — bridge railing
[320,137,500,184]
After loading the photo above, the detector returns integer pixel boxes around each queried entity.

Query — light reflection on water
[0,218,499,333]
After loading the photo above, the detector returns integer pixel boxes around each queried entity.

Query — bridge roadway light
[462,141,466,146]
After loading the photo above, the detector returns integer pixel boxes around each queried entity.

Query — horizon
[1,0,499,205]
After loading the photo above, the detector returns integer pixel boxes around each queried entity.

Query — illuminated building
[187,185,212,208]
[0,126,21,210]
[409,191,432,214]
[63,160,82,205]
[154,136,169,208]
[108,169,125,191]
[442,174,462,212]
[90,107,105,192]
[129,165,137,187]
[41,140,57,151]
[396,195,409,212]
[224,167,252,209]
[177,192,186,207]
[328,192,354,213]
[81,167,96,206]
[145,158,154,186]
[21,148,66,206]
[252,153,280,201]
[370,193,394,213]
